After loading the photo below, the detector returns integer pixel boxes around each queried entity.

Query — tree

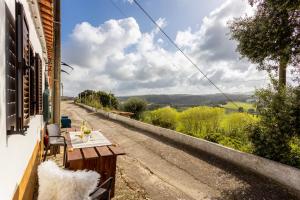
[230,0,300,87]
[78,90,95,103]
[78,90,94,99]
[97,91,118,109]
[238,107,244,112]
[122,98,147,119]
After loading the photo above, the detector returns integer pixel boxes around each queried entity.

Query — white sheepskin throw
[38,160,100,200]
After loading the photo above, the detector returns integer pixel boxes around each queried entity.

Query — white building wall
[0,0,47,199]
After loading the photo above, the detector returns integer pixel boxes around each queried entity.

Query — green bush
[238,107,244,112]
[288,137,300,168]
[97,91,118,109]
[203,132,224,143]
[143,107,178,130]
[122,98,147,119]
[86,97,102,109]
[221,113,258,139]
[77,90,118,109]
[248,84,300,166]
[178,106,224,137]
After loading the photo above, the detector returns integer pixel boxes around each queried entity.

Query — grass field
[221,101,255,111]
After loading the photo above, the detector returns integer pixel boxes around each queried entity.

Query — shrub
[204,132,223,143]
[248,108,255,114]
[123,98,147,119]
[238,107,244,112]
[86,97,102,109]
[97,91,118,109]
[248,83,300,166]
[289,137,300,168]
[144,107,178,130]
[178,106,224,137]
[221,113,258,141]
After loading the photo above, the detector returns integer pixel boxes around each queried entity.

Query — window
[35,53,43,115]
[6,2,44,134]
[16,2,30,130]
[6,4,17,132]
[29,44,36,116]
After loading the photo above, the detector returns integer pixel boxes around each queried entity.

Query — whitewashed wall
[0,0,46,199]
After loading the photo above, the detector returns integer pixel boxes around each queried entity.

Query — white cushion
[38,161,100,200]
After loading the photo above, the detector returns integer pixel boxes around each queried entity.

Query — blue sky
[61,0,269,96]
[61,0,223,44]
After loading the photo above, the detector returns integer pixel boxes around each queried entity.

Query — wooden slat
[95,146,113,157]
[67,149,82,161]
[39,2,52,11]
[46,39,53,44]
[40,6,53,17]
[6,5,17,130]
[45,39,53,45]
[42,19,53,28]
[43,25,53,33]
[82,147,98,159]
[39,0,52,8]
[43,29,53,36]
[108,146,125,156]
[41,15,53,23]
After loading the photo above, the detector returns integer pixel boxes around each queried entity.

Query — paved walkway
[62,101,298,200]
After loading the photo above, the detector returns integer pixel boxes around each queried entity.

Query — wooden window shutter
[29,44,36,116]
[16,2,30,128]
[6,4,17,132]
[35,53,43,114]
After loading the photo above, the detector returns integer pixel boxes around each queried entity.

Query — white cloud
[127,0,134,4]
[62,0,267,97]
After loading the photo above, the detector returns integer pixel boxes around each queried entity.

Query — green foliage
[85,97,102,109]
[229,0,300,74]
[238,107,244,112]
[222,101,255,111]
[142,106,258,153]
[78,90,94,98]
[142,107,178,130]
[219,113,258,152]
[203,132,223,143]
[221,113,258,139]
[122,98,147,119]
[248,108,255,114]
[289,137,300,168]
[97,91,118,109]
[77,90,118,109]
[248,84,300,166]
[178,107,224,137]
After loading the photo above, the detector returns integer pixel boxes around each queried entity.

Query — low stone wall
[77,103,300,196]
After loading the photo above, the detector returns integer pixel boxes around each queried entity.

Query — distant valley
[118,93,254,107]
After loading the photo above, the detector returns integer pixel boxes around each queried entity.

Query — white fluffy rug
[38,161,100,200]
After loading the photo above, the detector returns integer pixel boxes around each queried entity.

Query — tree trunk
[279,55,288,88]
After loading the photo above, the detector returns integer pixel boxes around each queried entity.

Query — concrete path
[62,101,298,200]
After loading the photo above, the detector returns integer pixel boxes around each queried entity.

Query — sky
[61,0,269,97]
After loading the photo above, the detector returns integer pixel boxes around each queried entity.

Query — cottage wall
[0,0,46,199]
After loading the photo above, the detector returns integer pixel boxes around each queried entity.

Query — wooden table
[65,130,125,197]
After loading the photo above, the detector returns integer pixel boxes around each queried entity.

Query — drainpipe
[52,0,61,124]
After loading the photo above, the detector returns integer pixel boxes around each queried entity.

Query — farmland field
[221,101,255,111]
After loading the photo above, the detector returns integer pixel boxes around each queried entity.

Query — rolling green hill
[118,93,254,107]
